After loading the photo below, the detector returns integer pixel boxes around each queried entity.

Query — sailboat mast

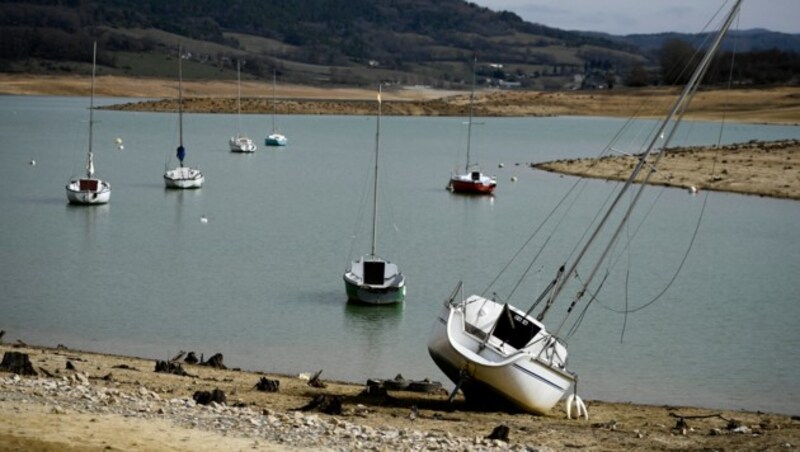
[236,59,242,134]
[371,86,382,256]
[465,57,476,173]
[86,41,97,178]
[178,47,184,149]
[271,71,277,132]
[547,0,742,332]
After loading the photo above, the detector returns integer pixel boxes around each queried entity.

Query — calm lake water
[1,95,799,415]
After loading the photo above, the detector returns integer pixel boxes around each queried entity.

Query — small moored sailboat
[164,46,204,189]
[447,58,496,195]
[428,0,743,415]
[343,87,405,305]
[229,59,256,153]
[265,71,287,147]
[66,41,110,205]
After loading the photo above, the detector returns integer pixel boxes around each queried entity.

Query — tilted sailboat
[164,46,205,189]
[66,41,111,205]
[447,58,496,195]
[265,71,287,147]
[428,0,742,415]
[229,59,257,153]
[344,87,406,305]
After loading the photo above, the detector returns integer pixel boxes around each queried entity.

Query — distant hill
[590,29,800,56]
[0,0,796,89]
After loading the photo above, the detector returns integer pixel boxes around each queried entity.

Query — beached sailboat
[66,41,111,205]
[164,46,204,189]
[265,71,287,147]
[447,59,496,195]
[344,87,406,305]
[428,0,742,415]
[229,60,256,153]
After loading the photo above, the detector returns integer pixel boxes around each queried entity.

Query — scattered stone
[202,353,226,369]
[193,388,227,405]
[294,395,342,415]
[0,351,38,376]
[254,377,280,392]
[111,364,138,371]
[486,424,510,442]
[184,352,199,364]
[66,361,76,371]
[154,360,195,377]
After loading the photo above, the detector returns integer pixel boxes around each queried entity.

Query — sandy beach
[2,342,798,451]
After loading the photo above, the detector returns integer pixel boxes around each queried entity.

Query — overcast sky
[469,0,800,35]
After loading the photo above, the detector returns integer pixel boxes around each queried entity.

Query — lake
[1,95,799,415]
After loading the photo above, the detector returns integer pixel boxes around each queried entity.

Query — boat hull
[164,167,204,189]
[427,301,574,414]
[265,134,287,146]
[344,278,405,305]
[230,136,256,153]
[343,256,405,305]
[448,173,496,195]
[65,179,111,205]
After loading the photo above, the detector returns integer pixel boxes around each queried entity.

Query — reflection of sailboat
[264,71,287,146]
[447,58,496,195]
[164,46,204,189]
[229,59,256,153]
[428,0,742,415]
[344,87,405,305]
[66,41,111,205]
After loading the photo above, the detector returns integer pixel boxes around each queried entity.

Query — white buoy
[689,185,698,195]
[511,176,518,182]
[30,159,36,166]
[498,163,504,168]
[200,215,208,224]
[115,137,123,145]
[118,145,124,150]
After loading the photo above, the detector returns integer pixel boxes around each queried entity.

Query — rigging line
[599,188,710,315]
[552,0,741,335]
[565,269,609,339]
[346,123,377,263]
[620,196,632,343]
[494,98,649,298]
[479,173,583,297]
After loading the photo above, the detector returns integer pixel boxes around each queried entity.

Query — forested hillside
[0,0,796,88]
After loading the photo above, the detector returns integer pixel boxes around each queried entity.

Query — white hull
[427,295,575,414]
[265,133,287,146]
[65,179,111,205]
[230,136,256,153]
[164,166,204,189]
[344,256,405,305]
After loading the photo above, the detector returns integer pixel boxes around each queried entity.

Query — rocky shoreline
[2,343,798,451]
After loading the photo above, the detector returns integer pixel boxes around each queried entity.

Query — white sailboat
[447,58,496,195]
[428,0,743,415]
[265,71,287,146]
[344,87,406,305]
[229,59,256,153]
[164,46,204,189]
[66,41,111,205]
